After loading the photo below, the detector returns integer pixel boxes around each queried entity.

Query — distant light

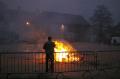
[61,24,65,32]
[26,21,30,25]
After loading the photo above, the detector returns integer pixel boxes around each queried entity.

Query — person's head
[48,36,52,41]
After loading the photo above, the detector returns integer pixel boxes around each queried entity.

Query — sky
[2,0,120,23]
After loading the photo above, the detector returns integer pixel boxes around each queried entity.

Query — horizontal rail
[0,50,120,54]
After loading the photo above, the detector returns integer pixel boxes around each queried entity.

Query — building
[111,23,120,45]
[33,12,90,42]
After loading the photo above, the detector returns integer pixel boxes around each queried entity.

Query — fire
[54,40,80,62]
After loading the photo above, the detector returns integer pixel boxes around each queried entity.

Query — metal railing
[0,50,120,79]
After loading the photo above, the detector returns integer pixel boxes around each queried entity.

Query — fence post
[94,51,98,70]
[0,54,1,73]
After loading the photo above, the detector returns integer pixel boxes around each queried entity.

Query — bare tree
[91,5,113,44]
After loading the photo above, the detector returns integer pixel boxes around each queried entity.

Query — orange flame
[54,40,80,62]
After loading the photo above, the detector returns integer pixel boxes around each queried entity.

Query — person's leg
[50,54,54,73]
[46,55,49,72]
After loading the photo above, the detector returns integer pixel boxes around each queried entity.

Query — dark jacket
[43,41,55,55]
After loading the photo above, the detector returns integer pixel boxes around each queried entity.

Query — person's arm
[53,42,55,48]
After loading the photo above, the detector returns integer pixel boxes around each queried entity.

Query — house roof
[33,11,89,26]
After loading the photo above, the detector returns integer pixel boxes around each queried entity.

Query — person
[43,36,55,72]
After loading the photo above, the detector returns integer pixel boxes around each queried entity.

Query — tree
[91,5,113,43]
[0,1,20,43]
[0,1,7,23]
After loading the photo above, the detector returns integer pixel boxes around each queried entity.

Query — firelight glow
[54,40,80,62]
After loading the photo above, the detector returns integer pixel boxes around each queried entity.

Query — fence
[0,50,120,79]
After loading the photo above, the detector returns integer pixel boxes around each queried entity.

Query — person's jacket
[43,41,55,55]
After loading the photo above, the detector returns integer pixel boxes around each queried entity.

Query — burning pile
[54,40,80,62]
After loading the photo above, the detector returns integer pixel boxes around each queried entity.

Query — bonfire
[54,40,80,62]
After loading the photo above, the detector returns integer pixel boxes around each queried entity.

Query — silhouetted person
[43,36,55,73]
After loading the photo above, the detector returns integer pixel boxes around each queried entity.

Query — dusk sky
[2,0,120,23]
